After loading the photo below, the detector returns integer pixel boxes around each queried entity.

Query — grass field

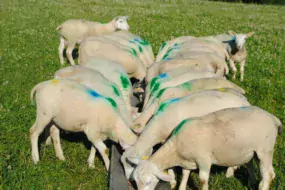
[0,0,284,189]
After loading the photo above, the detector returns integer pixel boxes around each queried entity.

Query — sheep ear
[247,31,255,38]
[127,156,142,165]
[154,170,174,182]
[228,30,236,36]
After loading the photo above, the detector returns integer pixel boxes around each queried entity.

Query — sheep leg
[257,150,275,190]
[240,59,246,81]
[167,169,177,189]
[66,42,76,65]
[225,166,238,178]
[45,136,52,145]
[197,161,211,190]
[30,114,52,164]
[50,125,65,161]
[58,36,66,65]
[93,140,110,171]
[178,169,191,190]
[87,146,97,168]
[229,59,237,80]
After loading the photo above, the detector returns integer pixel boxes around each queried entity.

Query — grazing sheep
[215,30,255,81]
[82,58,133,111]
[143,70,220,110]
[29,79,137,170]
[131,106,281,190]
[57,16,130,65]
[78,36,146,82]
[137,78,246,129]
[121,89,250,182]
[100,30,154,68]
[44,65,134,148]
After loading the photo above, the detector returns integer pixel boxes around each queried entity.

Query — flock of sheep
[29,15,282,190]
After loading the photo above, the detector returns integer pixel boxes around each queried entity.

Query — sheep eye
[119,20,123,23]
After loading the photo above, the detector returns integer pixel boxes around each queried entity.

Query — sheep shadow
[62,48,79,63]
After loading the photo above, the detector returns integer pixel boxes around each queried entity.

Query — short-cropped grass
[0,0,284,189]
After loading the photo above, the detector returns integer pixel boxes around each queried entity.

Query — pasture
[0,0,284,189]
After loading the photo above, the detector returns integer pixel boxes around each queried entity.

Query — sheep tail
[30,82,43,105]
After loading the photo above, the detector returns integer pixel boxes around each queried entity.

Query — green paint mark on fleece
[112,85,121,97]
[151,82,161,95]
[181,82,192,91]
[156,88,166,99]
[172,119,191,136]
[128,48,138,57]
[139,39,150,46]
[159,42,167,52]
[150,77,159,90]
[105,97,117,108]
[156,98,180,114]
[120,75,130,89]
[138,45,143,53]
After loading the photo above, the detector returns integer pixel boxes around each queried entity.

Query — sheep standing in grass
[56,16,130,65]
[29,79,137,170]
[131,106,281,190]
[121,89,250,183]
[215,30,255,81]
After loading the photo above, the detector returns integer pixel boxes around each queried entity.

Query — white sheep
[82,58,134,110]
[56,16,130,65]
[121,89,251,184]
[99,30,155,68]
[143,69,220,110]
[78,36,147,82]
[29,79,137,170]
[136,78,246,129]
[215,30,255,81]
[131,106,281,190]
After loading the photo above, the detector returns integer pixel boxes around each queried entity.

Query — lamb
[78,36,146,82]
[56,16,130,65]
[136,78,246,130]
[131,106,281,190]
[214,30,255,81]
[121,89,251,183]
[99,30,154,68]
[29,79,137,170]
[143,69,220,109]
[82,58,133,110]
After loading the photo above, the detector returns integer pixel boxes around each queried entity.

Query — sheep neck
[149,139,178,171]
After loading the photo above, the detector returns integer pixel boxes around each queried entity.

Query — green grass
[0,0,284,189]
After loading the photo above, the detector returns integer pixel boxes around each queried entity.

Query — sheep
[78,36,147,82]
[56,16,130,65]
[99,30,154,68]
[136,78,246,130]
[81,58,133,110]
[143,69,220,110]
[121,89,251,183]
[44,65,135,148]
[29,79,137,170]
[131,106,281,190]
[215,30,255,81]
[146,37,229,83]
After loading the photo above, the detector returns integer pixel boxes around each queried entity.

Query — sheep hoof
[58,156,66,161]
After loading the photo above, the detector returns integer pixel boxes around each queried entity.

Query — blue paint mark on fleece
[169,98,180,103]
[158,73,168,78]
[134,38,141,42]
[164,57,172,60]
[231,36,236,41]
[87,89,101,98]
